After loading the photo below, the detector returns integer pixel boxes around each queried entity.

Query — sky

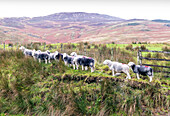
[0,0,170,20]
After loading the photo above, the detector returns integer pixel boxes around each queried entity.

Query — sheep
[32,49,41,60]
[55,51,63,61]
[48,51,59,62]
[63,53,74,66]
[70,52,95,72]
[70,52,80,57]
[103,60,131,79]
[34,50,50,64]
[19,46,33,57]
[128,62,154,82]
[70,52,83,70]
[81,56,95,72]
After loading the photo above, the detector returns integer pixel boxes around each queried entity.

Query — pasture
[0,43,169,115]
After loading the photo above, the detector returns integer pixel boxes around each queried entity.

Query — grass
[0,50,169,115]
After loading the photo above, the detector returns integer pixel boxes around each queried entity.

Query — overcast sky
[0,0,169,20]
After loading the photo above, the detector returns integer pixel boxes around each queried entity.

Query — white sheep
[103,60,131,79]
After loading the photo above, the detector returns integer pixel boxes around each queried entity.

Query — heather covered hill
[0,12,170,44]
[28,12,124,22]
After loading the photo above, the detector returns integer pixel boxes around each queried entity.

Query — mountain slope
[29,12,124,23]
[0,12,170,44]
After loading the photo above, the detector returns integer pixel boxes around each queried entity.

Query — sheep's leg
[73,64,76,70]
[45,59,47,64]
[85,66,88,70]
[76,64,79,70]
[148,76,153,82]
[126,72,131,79]
[112,69,115,76]
[39,58,41,63]
[91,67,94,73]
[136,73,140,79]
[48,59,51,63]
[33,57,36,61]
[82,65,84,70]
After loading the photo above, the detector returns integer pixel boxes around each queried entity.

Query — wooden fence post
[61,43,63,52]
[115,48,117,61]
[16,43,18,50]
[111,48,113,60]
[4,43,5,50]
[31,42,33,49]
[44,43,46,51]
[84,45,86,56]
[137,50,142,65]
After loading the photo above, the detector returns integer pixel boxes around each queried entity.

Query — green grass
[0,50,169,115]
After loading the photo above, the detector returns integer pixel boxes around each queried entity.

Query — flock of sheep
[19,46,154,82]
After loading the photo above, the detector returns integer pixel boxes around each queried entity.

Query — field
[0,43,169,115]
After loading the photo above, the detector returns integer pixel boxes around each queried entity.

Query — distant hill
[29,12,124,22]
[152,19,170,23]
[0,12,170,44]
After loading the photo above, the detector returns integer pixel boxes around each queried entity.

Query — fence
[137,50,170,77]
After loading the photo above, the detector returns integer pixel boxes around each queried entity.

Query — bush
[140,45,147,50]
[126,44,133,51]
[146,53,152,58]
[132,41,137,44]
[162,46,170,52]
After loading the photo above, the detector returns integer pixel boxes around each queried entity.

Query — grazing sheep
[128,62,154,82]
[19,46,33,57]
[63,53,74,66]
[103,60,131,79]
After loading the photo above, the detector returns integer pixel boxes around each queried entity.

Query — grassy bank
[0,50,169,115]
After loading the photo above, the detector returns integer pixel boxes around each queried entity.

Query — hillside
[0,49,169,115]
[0,12,170,44]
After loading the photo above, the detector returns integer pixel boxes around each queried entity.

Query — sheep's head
[46,50,50,54]
[70,52,77,57]
[103,60,111,65]
[32,49,36,56]
[128,62,135,67]
[55,51,59,55]
[63,53,67,58]
[19,46,25,51]
[37,50,41,52]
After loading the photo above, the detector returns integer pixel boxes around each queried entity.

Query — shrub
[146,53,152,58]
[87,45,91,49]
[140,45,147,50]
[126,44,133,51]
[132,41,137,44]
[162,46,170,52]
[84,42,89,46]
